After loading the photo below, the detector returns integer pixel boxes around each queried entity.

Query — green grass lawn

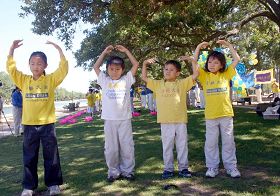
[0,107,279,195]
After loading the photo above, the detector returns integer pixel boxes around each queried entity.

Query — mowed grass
[0,107,279,195]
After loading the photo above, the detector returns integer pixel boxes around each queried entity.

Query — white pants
[12,106,22,135]
[199,90,205,108]
[147,93,154,111]
[204,117,237,170]
[95,100,100,112]
[161,123,189,172]
[153,98,157,112]
[130,97,134,112]
[87,106,94,114]
[104,120,135,177]
[141,95,147,108]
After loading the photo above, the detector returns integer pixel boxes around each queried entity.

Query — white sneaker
[49,185,61,195]
[205,168,219,178]
[21,189,33,196]
[226,168,241,178]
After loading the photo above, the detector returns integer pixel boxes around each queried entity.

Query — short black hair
[29,51,47,65]
[205,51,226,72]
[164,60,181,72]
[106,56,125,70]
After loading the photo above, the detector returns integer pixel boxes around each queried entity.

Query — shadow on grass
[0,108,279,195]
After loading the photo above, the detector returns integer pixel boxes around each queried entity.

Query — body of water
[3,99,87,116]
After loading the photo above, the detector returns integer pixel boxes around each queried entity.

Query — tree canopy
[20,0,280,82]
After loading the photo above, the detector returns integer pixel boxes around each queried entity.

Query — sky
[0,1,98,93]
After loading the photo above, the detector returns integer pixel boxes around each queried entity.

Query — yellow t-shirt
[95,92,101,100]
[86,93,95,107]
[147,76,194,123]
[6,56,68,125]
[198,66,236,119]
[272,82,280,93]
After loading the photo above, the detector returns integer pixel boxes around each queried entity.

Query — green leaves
[20,0,280,80]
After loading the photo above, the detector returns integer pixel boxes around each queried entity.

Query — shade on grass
[0,107,279,195]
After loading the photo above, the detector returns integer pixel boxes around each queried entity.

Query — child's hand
[11,40,23,50]
[46,41,61,50]
[103,45,114,54]
[197,42,209,49]
[115,45,128,53]
[178,55,193,63]
[216,40,231,47]
[9,40,23,56]
[143,58,156,66]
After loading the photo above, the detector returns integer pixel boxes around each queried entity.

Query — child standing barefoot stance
[7,40,68,195]
[142,58,198,179]
[93,45,139,182]
[194,40,241,178]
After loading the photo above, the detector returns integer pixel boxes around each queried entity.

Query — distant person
[198,83,205,109]
[86,88,95,117]
[94,90,101,113]
[142,57,198,179]
[11,86,23,136]
[140,85,147,108]
[146,87,154,112]
[189,86,198,108]
[152,92,157,112]
[130,85,135,113]
[193,40,241,178]
[0,96,3,120]
[7,40,68,196]
[271,80,280,98]
[93,44,139,182]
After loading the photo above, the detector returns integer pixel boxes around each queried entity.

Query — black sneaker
[107,175,120,183]
[122,173,135,181]
[162,170,174,179]
[178,169,192,178]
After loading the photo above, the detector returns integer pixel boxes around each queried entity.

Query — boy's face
[107,64,124,80]
[29,56,47,79]
[164,63,180,81]
[207,56,223,74]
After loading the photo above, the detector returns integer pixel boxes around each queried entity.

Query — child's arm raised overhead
[216,40,240,68]
[46,41,65,59]
[193,42,209,62]
[93,45,114,76]
[191,57,199,80]
[9,40,23,57]
[142,58,156,83]
[115,45,139,76]
[178,56,199,80]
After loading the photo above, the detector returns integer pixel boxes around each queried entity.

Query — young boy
[93,45,139,182]
[142,58,198,179]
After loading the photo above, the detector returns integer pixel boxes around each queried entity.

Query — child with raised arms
[142,58,198,179]
[193,40,241,178]
[93,45,139,182]
[7,40,68,195]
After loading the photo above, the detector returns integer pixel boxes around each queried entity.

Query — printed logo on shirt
[160,87,179,97]
[26,93,49,98]
[206,87,227,94]
[106,81,126,99]
[205,78,229,96]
